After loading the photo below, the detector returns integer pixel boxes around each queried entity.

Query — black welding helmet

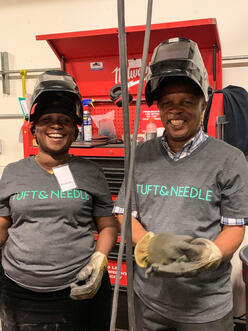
[29,70,83,125]
[145,37,210,107]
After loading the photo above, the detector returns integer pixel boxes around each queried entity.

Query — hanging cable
[110,1,153,330]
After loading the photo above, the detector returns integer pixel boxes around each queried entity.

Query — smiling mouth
[169,120,185,127]
[47,133,64,139]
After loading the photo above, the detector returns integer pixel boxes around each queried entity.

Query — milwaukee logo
[112,65,149,86]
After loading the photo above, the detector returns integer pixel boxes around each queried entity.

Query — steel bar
[222,55,248,61]
[0,114,23,119]
[1,52,10,94]
[110,1,153,331]
[110,0,132,330]
[0,68,59,75]
[0,55,247,76]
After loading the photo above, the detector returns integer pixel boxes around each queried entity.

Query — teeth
[48,133,63,138]
[170,120,184,126]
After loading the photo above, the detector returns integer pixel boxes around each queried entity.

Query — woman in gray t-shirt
[0,70,117,331]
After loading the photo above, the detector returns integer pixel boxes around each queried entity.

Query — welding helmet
[29,70,83,125]
[145,38,210,107]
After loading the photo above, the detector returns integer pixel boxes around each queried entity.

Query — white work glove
[134,232,195,268]
[70,251,108,300]
[145,238,223,278]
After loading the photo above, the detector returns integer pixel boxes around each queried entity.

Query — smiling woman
[33,112,77,168]
[0,70,117,331]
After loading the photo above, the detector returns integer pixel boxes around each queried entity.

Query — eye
[37,117,51,125]
[159,101,172,109]
[182,100,194,106]
[59,118,72,125]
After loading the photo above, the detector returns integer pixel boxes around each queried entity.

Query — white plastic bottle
[83,108,92,141]
[145,118,157,141]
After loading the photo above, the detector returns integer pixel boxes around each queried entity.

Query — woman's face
[33,113,77,156]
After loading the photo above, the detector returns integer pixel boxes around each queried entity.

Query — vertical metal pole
[1,52,10,95]
[110,1,132,330]
[110,1,153,330]
[116,1,135,329]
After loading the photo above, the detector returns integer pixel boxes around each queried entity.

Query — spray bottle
[82,99,93,141]
[145,118,157,141]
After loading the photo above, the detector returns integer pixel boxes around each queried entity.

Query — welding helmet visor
[145,38,210,106]
[29,70,83,125]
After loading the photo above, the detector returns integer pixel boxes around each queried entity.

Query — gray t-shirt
[0,156,113,292]
[115,136,248,323]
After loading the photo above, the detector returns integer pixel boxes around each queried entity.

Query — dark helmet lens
[145,38,209,106]
[29,70,83,124]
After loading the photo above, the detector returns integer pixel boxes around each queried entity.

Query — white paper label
[128,58,142,68]
[53,164,77,192]
[90,62,103,70]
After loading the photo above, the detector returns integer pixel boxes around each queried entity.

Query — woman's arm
[0,216,12,246]
[94,215,118,256]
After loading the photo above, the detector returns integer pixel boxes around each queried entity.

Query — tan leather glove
[134,231,194,268]
[70,251,108,300]
[145,238,223,278]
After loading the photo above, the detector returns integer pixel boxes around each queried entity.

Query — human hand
[70,251,108,300]
[134,231,195,268]
[145,238,223,278]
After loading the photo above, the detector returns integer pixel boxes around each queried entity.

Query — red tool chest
[23,18,222,156]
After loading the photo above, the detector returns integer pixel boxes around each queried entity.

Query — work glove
[145,238,223,278]
[134,231,195,268]
[70,251,108,300]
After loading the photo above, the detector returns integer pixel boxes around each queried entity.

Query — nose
[168,106,183,114]
[50,120,63,127]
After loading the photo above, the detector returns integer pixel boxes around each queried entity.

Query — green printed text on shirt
[12,189,90,201]
[137,184,213,202]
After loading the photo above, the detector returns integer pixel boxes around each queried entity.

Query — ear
[74,126,79,141]
[30,124,39,145]
[201,100,207,113]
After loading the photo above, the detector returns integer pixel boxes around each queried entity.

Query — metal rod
[0,114,23,119]
[1,52,10,94]
[222,55,248,61]
[1,58,247,79]
[0,67,60,75]
[82,98,146,104]
[110,0,132,330]
[0,54,247,75]
[121,0,153,327]
[110,1,153,331]
[0,57,247,77]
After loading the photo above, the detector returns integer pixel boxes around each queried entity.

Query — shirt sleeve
[220,151,248,219]
[221,217,246,225]
[113,180,139,218]
[0,166,11,216]
[92,167,113,217]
